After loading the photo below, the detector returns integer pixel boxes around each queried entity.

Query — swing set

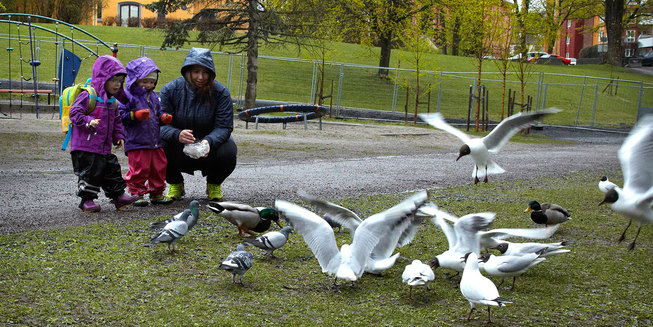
[0,13,115,118]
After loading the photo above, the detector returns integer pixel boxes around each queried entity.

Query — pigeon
[150,200,201,232]
[478,250,547,290]
[599,175,618,194]
[297,190,428,274]
[275,191,428,283]
[147,209,191,253]
[243,226,293,259]
[402,259,435,300]
[460,252,514,323]
[525,200,571,227]
[419,108,561,184]
[208,202,281,237]
[598,115,653,250]
[218,244,254,284]
[489,241,570,258]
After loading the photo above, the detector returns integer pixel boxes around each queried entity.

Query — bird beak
[598,199,605,206]
[455,155,462,161]
[276,220,283,228]
[524,207,532,213]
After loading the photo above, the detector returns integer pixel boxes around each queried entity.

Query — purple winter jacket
[118,57,164,153]
[69,55,128,155]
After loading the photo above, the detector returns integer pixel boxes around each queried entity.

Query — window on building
[625,48,632,57]
[566,52,569,58]
[566,36,570,45]
[119,2,141,27]
[97,3,102,22]
[599,31,606,43]
[567,20,571,28]
[626,30,635,43]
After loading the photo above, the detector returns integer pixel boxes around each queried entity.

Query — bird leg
[474,166,480,185]
[483,166,489,183]
[487,306,492,324]
[238,226,256,238]
[511,277,517,291]
[628,225,642,251]
[618,220,632,243]
[408,286,413,300]
[467,307,475,321]
[497,278,505,287]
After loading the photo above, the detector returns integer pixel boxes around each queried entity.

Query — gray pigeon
[244,226,293,259]
[150,200,201,232]
[218,244,254,284]
[148,209,191,253]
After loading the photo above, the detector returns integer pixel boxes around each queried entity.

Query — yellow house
[84,0,202,26]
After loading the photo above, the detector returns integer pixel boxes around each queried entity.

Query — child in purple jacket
[69,55,139,212]
[119,57,173,206]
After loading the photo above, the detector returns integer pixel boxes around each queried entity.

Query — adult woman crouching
[160,47,237,201]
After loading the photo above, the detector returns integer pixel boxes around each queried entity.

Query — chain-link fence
[2,35,652,127]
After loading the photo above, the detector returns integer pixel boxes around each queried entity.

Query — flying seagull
[419,108,561,184]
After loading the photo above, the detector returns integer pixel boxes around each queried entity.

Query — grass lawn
[0,170,650,326]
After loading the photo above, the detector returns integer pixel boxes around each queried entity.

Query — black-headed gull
[275,191,428,283]
[599,176,618,194]
[525,200,571,227]
[460,252,514,322]
[490,241,569,258]
[243,226,293,259]
[297,190,363,237]
[218,244,254,284]
[599,115,653,250]
[478,251,547,290]
[147,209,191,253]
[419,108,561,184]
[208,202,281,237]
[402,259,435,299]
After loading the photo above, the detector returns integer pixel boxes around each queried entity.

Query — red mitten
[134,109,150,121]
[160,113,173,124]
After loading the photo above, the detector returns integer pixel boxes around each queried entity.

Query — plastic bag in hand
[183,142,209,159]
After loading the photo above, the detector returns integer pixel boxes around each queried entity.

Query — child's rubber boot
[150,194,173,205]
[80,200,101,212]
[207,183,223,201]
[113,193,138,210]
[166,183,185,200]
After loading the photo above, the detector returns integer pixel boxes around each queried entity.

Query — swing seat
[29,60,41,67]
[6,47,13,51]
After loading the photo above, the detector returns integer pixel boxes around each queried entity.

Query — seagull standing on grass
[147,209,191,253]
[275,191,428,283]
[598,115,653,250]
[218,244,254,284]
[402,259,435,300]
[419,108,561,184]
[460,252,514,323]
[489,241,569,258]
[243,226,293,259]
[478,250,547,291]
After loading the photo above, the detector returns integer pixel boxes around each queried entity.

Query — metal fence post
[541,83,548,111]
[437,71,442,113]
[591,81,599,126]
[335,63,344,117]
[575,76,586,125]
[391,65,399,112]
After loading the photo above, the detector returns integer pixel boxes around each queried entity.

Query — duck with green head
[525,200,571,227]
[208,202,281,237]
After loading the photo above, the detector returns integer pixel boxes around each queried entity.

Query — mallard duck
[147,209,191,253]
[218,244,254,284]
[207,202,281,237]
[525,200,571,227]
[598,115,653,250]
[419,108,561,184]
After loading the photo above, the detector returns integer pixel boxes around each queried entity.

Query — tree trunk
[605,0,625,66]
[377,33,392,78]
[244,0,259,109]
[451,16,461,56]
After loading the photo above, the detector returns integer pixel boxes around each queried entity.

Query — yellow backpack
[59,78,97,150]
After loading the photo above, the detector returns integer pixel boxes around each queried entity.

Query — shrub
[103,16,117,26]
[128,17,140,27]
[142,17,157,28]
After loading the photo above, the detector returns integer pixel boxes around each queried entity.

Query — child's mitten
[134,109,150,121]
[160,113,173,124]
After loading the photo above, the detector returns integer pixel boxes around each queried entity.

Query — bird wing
[419,112,472,144]
[151,221,187,244]
[483,108,561,152]
[619,115,653,194]
[492,254,542,273]
[480,225,559,246]
[275,200,340,273]
[297,190,362,235]
[245,231,284,249]
[453,212,496,254]
[363,191,429,261]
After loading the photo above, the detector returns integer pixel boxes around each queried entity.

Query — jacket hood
[90,55,127,100]
[181,47,216,79]
[125,57,161,91]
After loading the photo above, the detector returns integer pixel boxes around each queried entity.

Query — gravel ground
[0,114,626,235]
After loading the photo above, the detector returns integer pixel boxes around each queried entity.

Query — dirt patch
[0,115,624,234]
